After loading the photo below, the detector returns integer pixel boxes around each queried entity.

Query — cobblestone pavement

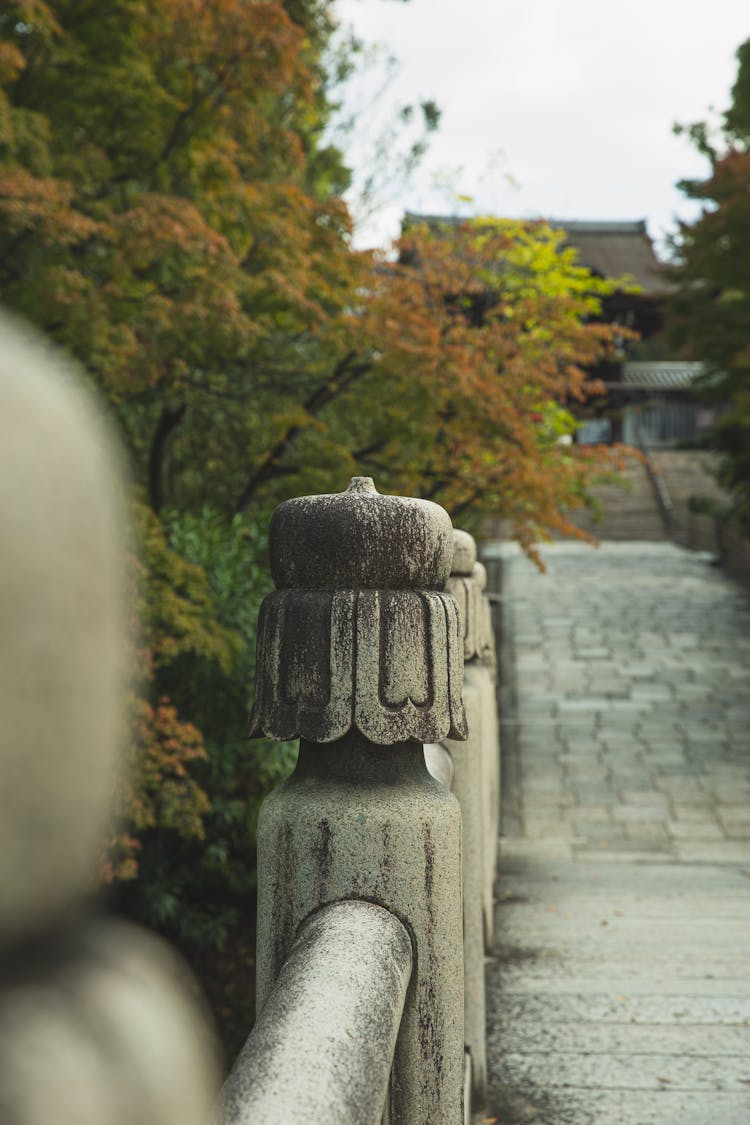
[481,541,750,1125]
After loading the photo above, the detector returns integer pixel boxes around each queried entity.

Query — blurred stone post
[439,530,492,1103]
[249,477,467,1124]
[474,556,501,901]
[445,532,501,951]
[0,314,217,1125]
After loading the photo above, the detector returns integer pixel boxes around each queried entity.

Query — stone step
[485,540,750,1125]
[565,462,668,541]
[649,451,729,508]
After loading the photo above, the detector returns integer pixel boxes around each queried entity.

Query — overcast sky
[333,0,749,255]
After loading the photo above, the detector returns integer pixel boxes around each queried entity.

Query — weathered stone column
[445,532,501,951]
[0,314,217,1125]
[441,530,489,1102]
[474,557,501,913]
[250,477,467,1125]
[475,559,499,680]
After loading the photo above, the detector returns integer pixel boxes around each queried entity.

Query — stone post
[475,559,498,679]
[474,557,501,890]
[445,532,501,952]
[440,531,488,1102]
[0,314,217,1125]
[250,477,467,1125]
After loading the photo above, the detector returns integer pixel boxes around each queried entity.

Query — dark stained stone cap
[269,477,454,591]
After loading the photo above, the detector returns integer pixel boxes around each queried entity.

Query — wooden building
[558,220,718,447]
[404,214,720,448]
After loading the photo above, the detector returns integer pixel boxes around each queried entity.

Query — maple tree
[666,38,750,529]
[316,217,627,555]
[1,0,626,1055]
[668,41,750,385]
[0,3,623,535]
[0,0,354,1054]
[102,501,241,883]
[0,0,359,510]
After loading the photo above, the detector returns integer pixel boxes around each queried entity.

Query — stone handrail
[223,479,501,1124]
[634,415,675,533]
[219,900,412,1125]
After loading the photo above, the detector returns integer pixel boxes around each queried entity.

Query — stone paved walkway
[481,541,750,1125]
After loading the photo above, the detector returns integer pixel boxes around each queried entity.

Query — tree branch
[451,487,484,521]
[233,351,373,513]
[352,437,388,462]
[148,402,187,512]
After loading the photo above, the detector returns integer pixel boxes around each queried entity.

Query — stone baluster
[0,314,217,1125]
[445,532,502,952]
[440,530,489,1103]
[473,557,501,898]
[249,477,467,1124]
[475,559,498,678]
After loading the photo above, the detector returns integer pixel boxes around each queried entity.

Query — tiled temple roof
[558,220,670,295]
[403,214,670,296]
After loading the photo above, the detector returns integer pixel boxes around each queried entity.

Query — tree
[113,503,297,1060]
[667,38,750,527]
[0,0,363,509]
[0,2,623,537]
[103,502,240,883]
[668,38,750,394]
[351,218,626,552]
[0,0,357,1057]
[1,0,626,1056]
[214,215,627,554]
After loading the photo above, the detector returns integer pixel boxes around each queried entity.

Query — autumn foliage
[1,0,626,1054]
[667,38,750,530]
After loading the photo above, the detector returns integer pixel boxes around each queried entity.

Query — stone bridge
[482,538,750,1124]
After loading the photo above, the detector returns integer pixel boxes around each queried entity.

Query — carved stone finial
[451,529,477,576]
[249,478,467,745]
[269,475,453,591]
[446,530,483,661]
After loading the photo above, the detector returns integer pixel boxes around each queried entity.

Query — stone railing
[633,416,675,535]
[1,313,503,1124]
[219,478,501,1124]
